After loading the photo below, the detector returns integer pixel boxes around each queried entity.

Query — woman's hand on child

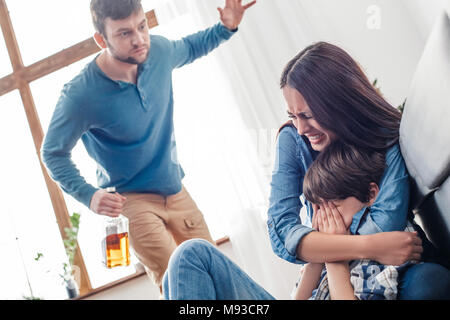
[370,231,423,265]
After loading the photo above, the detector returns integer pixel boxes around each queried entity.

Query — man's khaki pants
[121,186,214,289]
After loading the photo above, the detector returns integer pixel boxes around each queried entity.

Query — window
[30,61,139,289]
[6,0,94,66]
[1,0,269,298]
[0,30,12,76]
[1,0,141,297]
[0,90,68,299]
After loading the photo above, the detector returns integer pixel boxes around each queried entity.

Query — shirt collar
[91,53,150,89]
[91,54,124,88]
[350,206,370,234]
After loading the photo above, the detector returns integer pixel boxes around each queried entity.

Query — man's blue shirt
[267,125,410,264]
[41,23,236,208]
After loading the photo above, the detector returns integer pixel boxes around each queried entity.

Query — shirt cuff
[285,225,316,264]
[218,22,238,38]
[77,184,99,209]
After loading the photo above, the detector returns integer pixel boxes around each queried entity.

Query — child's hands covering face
[313,202,349,235]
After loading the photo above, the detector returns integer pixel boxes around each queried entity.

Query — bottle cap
[105,187,116,193]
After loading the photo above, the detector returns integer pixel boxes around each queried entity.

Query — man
[41,0,256,291]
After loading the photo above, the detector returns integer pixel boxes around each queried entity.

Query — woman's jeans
[163,239,450,300]
[163,239,275,300]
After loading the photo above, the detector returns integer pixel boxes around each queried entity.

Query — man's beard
[106,40,148,65]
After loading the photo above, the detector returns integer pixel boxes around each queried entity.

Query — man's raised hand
[218,0,257,31]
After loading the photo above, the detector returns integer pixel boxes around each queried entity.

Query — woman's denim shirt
[267,126,410,264]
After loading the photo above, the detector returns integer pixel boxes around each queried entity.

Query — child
[292,142,416,300]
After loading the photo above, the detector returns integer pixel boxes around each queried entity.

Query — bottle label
[103,232,130,268]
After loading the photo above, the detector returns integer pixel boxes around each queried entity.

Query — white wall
[283,0,445,109]
[190,0,448,130]
[401,0,448,41]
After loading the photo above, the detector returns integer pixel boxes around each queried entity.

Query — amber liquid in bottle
[104,232,130,268]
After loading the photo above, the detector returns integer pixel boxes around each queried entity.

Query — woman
[162,42,450,299]
[268,41,449,299]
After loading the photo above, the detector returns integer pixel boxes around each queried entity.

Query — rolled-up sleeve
[267,127,316,264]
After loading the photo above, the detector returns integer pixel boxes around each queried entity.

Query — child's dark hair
[303,142,386,204]
[90,0,143,36]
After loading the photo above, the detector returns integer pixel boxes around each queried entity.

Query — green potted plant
[61,212,81,299]
[28,213,81,300]
[22,252,45,300]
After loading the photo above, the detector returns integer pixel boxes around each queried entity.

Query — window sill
[74,236,230,300]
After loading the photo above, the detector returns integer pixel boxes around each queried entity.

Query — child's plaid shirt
[292,210,417,300]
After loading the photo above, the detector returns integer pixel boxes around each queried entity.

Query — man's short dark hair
[90,0,143,36]
[303,142,386,204]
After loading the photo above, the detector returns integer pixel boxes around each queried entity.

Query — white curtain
[176,0,326,300]
[183,0,448,113]
[145,0,442,299]
[184,0,322,131]
[150,0,322,299]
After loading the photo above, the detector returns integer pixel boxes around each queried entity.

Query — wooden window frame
[0,1,161,296]
[1,1,230,298]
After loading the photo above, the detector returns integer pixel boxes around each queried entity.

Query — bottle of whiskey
[102,187,130,268]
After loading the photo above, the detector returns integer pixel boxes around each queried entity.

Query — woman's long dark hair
[280,42,401,151]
